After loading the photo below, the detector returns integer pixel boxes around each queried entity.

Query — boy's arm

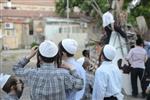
[12,57,30,77]
[61,63,83,91]
[13,46,37,79]
[64,67,84,91]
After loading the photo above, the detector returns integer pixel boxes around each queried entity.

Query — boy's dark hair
[136,34,142,40]
[102,51,111,61]
[59,42,74,57]
[82,50,90,58]
[37,50,58,63]
[136,38,144,46]
[2,76,17,93]
[108,7,113,11]
[56,41,74,67]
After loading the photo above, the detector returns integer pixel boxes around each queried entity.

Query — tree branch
[91,4,102,17]
[92,0,103,16]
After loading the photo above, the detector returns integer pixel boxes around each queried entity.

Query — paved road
[0,50,146,100]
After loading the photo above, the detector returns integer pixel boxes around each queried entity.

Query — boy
[0,73,24,100]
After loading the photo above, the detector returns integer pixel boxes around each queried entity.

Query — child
[77,58,94,100]
[0,73,24,100]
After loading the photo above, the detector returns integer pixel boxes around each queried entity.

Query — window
[4,30,15,36]
[0,23,2,29]
[63,27,69,33]
[59,27,62,33]
[72,26,81,33]
[29,21,33,35]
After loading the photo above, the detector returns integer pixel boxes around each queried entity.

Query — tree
[123,0,150,27]
[56,0,109,17]
[56,0,85,16]
[56,0,150,28]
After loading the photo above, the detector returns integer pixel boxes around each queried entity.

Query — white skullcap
[62,39,78,54]
[77,57,85,66]
[103,44,116,60]
[39,40,58,58]
[0,73,11,88]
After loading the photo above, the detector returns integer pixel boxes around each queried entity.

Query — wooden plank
[136,16,148,35]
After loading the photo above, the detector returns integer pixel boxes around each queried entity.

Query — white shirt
[77,57,85,66]
[102,11,115,27]
[65,57,86,100]
[126,46,147,69]
[92,61,123,100]
[148,84,150,89]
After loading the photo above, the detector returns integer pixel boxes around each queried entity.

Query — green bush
[30,42,39,48]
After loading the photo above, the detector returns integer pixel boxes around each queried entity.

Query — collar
[102,61,112,64]
[65,57,75,63]
[136,45,142,47]
[8,92,19,99]
[40,63,56,69]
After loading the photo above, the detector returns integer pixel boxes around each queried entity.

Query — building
[0,0,89,50]
[0,0,56,49]
[44,18,88,48]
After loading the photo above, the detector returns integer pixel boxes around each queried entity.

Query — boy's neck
[9,90,17,96]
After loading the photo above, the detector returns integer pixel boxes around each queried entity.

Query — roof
[0,0,56,6]
[0,9,56,18]
[0,0,81,18]
[0,9,83,19]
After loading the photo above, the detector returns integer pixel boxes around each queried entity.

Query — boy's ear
[61,52,64,56]
[38,56,41,60]
[10,85,16,90]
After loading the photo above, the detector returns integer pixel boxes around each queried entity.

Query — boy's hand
[26,46,38,60]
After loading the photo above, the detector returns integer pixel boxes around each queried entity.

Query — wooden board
[136,16,148,34]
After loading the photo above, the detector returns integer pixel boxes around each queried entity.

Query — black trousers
[104,96,117,100]
[131,68,145,96]
[104,24,128,44]
[104,25,112,44]
[147,94,150,100]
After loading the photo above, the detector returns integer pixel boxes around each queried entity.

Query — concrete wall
[2,23,22,49]
[1,22,35,49]
[44,18,88,49]
[0,38,2,51]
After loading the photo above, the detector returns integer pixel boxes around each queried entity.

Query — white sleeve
[126,49,133,61]
[109,14,115,24]
[92,70,107,100]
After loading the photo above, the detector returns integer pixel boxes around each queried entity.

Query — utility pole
[67,0,70,38]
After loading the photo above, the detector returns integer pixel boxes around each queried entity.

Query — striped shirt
[1,93,19,100]
[81,71,94,100]
[126,46,147,69]
[13,57,83,100]
[64,57,86,100]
